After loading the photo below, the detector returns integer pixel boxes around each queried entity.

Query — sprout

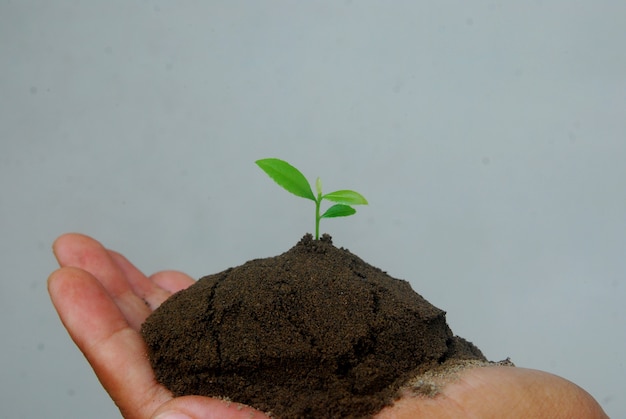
[256,158,368,240]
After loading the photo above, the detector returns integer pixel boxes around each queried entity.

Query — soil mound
[141,234,485,418]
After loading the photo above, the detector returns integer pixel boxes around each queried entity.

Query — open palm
[49,234,607,419]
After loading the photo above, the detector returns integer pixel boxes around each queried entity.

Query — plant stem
[315,192,322,240]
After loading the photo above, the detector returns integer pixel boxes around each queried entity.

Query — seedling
[256,158,368,240]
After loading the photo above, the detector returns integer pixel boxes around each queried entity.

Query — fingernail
[153,411,192,419]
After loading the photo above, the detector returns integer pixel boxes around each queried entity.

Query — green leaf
[256,158,315,201]
[315,177,323,197]
[321,204,356,218]
[323,190,368,205]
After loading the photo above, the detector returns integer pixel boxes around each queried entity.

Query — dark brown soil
[141,234,486,418]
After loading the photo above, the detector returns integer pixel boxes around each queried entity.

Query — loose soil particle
[141,234,488,418]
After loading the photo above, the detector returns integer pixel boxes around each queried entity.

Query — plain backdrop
[1,2,625,418]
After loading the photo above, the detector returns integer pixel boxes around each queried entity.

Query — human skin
[48,233,608,419]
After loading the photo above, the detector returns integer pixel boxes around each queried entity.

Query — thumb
[150,395,270,419]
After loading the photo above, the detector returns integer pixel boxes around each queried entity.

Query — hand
[48,234,607,419]
[48,233,268,419]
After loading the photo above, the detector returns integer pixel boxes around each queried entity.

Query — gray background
[2,1,625,418]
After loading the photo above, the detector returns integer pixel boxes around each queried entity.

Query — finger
[48,267,172,419]
[149,270,195,294]
[53,233,151,330]
[150,396,271,419]
[108,250,174,310]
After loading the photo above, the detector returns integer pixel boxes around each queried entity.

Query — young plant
[256,158,368,240]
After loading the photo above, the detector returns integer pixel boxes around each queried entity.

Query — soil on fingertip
[141,234,489,418]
